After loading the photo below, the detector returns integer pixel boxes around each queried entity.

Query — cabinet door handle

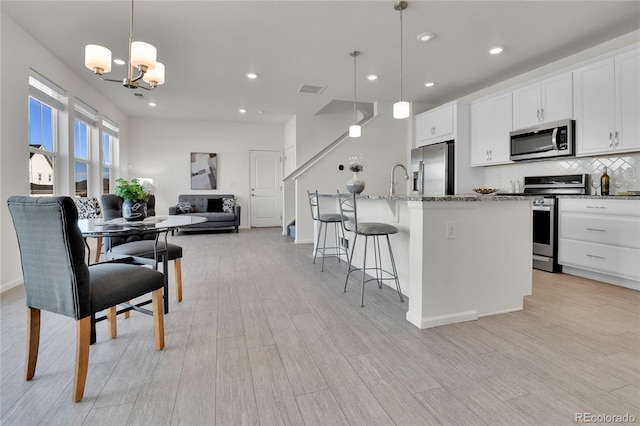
[615,131,619,147]
[586,227,606,232]
[586,254,605,260]
[540,108,544,121]
[536,110,540,122]
[586,205,607,209]
[609,132,613,147]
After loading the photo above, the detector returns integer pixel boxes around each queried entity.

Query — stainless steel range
[499,174,589,272]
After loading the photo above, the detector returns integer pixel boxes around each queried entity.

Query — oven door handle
[532,205,553,212]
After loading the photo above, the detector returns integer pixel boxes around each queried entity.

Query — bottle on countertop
[600,166,610,196]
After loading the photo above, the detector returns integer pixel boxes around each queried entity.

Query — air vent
[297,84,325,95]
[134,92,145,98]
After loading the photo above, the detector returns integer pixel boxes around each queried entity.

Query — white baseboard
[407,310,478,329]
[1,278,22,295]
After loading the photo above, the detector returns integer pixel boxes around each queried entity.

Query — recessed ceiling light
[424,82,435,87]
[148,102,157,107]
[367,75,378,81]
[417,32,436,42]
[247,73,258,79]
[113,58,125,65]
[488,46,504,55]
[239,108,247,114]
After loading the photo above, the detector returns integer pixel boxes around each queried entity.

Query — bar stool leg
[321,220,330,271]
[386,235,404,302]
[361,235,369,307]
[373,236,383,289]
[313,221,323,265]
[344,235,358,293]
[333,223,341,264]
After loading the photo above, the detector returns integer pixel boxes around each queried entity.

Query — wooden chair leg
[151,289,165,350]
[25,308,40,381]
[73,317,91,402]
[106,307,117,338]
[174,258,183,302]
[94,237,103,263]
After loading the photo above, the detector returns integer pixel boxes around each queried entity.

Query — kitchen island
[319,194,533,329]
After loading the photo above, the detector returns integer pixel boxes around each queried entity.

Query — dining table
[77,215,206,343]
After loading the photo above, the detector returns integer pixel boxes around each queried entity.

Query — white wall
[128,117,284,227]
[1,12,128,292]
[294,101,410,243]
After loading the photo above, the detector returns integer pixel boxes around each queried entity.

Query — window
[101,117,119,194]
[74,99,97,197]
[28,70,66,196]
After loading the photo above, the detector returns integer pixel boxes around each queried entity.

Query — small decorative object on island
[114,178,151,221]
[347,156,365,194]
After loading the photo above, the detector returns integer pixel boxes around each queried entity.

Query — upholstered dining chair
[73,196,103,263]
[101,194,185,303]
[7,196,165,402]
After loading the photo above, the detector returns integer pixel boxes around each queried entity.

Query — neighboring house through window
[28,70,66,196]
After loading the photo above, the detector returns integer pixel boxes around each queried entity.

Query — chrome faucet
[390,164,410,195]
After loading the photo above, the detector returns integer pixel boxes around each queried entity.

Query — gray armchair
[7,196,165,402]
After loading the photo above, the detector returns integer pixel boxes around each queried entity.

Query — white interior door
[250,150,282,227]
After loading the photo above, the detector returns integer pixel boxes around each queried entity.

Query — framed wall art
[190,152,217,189]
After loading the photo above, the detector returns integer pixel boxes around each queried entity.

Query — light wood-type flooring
[1,227,638,425]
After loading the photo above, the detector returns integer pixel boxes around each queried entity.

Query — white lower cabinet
[558,198,640,289]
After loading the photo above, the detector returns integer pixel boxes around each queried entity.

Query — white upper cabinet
[574,49,640,156]
[512,72,573,130]
[471,93,513,166]
[415,104,454,146]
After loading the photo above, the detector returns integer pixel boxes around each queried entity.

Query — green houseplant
[114,178,150,221]
[114,178,149,202]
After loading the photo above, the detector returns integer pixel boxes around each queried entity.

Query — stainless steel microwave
[509,119,575,161]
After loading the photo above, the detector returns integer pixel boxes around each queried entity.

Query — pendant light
[349,51,361,138]
[393,1,410,119]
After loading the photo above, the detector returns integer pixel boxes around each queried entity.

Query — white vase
[346,173,365,194]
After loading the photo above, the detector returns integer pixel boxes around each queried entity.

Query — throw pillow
[222,197,236,213]
[176,201,193,214]
[207,198,224,213]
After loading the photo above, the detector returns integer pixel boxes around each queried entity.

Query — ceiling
[2,1,639,125]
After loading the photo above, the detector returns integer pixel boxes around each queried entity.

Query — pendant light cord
[127,0,135,81]
[353,52,357,124]
[399,7,404,101]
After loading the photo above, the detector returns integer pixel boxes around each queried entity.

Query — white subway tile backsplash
[484,154,640,194]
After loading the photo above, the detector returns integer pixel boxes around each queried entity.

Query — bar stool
[307,190,349,271]
[337,191,404,307]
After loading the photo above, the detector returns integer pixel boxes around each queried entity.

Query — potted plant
[346,156,365,194]
[114,178,150,221]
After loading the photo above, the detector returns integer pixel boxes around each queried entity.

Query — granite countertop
[318,193,533,202]
[557,194,640,200]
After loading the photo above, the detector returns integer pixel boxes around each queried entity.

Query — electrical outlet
[341,237,349,249]
[446,222,456,239]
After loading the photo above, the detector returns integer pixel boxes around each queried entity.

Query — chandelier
[84,0,165,90]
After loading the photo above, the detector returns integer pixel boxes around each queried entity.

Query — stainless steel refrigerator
[411,141,455,195]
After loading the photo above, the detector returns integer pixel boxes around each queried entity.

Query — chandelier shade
[85,45,112,74]
[84,0,164,90]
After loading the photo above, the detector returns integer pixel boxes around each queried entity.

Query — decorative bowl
[473,187,498,195]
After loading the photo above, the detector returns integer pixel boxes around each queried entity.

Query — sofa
[169,194,240,233]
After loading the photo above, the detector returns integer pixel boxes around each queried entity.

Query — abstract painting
[190,152,217,189]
